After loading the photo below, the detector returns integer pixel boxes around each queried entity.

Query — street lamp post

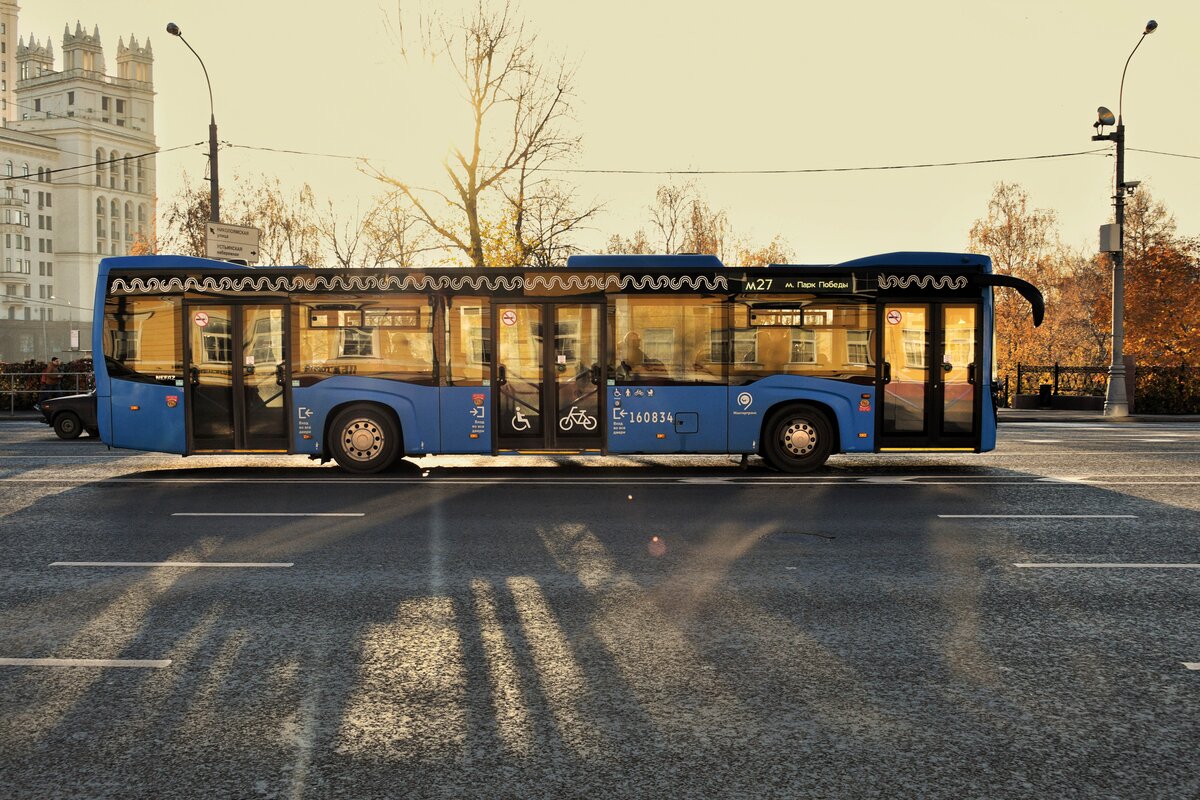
[1091,19,1158,418]
[166,22,220,223]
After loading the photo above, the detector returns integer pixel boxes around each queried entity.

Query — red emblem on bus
[472,393,485,407]
[166,395,179,408]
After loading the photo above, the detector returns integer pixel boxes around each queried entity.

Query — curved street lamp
[1090,19,1157,418]
[166,22,220,223]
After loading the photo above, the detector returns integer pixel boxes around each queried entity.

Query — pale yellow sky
[24,0,1200,263]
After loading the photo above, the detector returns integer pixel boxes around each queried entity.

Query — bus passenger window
[295,296,435,385]
[610,295,723,385]
[103,296,182,384]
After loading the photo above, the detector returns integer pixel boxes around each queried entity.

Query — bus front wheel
[762,406,833,473]
[329,405,400,473]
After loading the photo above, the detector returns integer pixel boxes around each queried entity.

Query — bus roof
[100,251,991,272]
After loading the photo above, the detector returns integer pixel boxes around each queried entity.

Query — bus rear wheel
[329,405,400,473]
[763,405,833,473]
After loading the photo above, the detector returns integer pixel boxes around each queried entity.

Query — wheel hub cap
[343,419,383,461]
[783,421,816,456]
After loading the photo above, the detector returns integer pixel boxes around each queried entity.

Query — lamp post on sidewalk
[1091,19,1158,418]
[166,22,220,223]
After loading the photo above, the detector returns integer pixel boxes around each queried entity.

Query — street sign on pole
[205,222,261,264]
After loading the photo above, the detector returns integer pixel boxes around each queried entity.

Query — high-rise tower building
[0,7,155,362]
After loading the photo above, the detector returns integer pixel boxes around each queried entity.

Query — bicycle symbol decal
[558,406,597,432]
[511,408,532,431]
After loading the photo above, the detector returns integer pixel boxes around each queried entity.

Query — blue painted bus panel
[291,378,441,456]
[606,386,727,453]
[108,380,187,454]
[726,377,875,454]
[439,387,492,454]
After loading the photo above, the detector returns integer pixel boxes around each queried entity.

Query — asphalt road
[0,420,1198,799]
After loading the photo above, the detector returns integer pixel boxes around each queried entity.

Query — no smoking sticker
[501,310,517,326]
[886,309,902,325]
[193,311,210,328]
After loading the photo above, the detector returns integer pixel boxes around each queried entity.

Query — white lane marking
[51,561,294,568]
[1184,663,1200,670]
[1018,439,1062,443]
[172,512,364,517]
[0,657,171,668]
[940,514,1137,519]
[1014,563,1200,569]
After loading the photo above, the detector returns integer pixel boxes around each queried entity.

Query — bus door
[493,302,605,452]
[878,303,980,449]
[185,303,290,452]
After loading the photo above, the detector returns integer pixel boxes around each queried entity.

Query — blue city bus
[92,252,1042,473]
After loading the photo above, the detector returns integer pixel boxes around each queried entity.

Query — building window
[102,97,110,111]
[67,91,74,105]
[709,328,758,364]
[340,328,375,358]
[902,328,927,368]
[116,99,125,114]
[4,160,10,177]
[34,99,40,112]
[22,163,28,177]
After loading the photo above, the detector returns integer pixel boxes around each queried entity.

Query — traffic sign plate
[206,223,261,264]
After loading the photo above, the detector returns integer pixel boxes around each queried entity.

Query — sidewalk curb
[998,409,1200,424]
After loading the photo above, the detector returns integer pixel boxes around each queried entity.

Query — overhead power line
[221,143,1120,175]
[541,149,1114,175]
[224,143,362,161]
[5,142,204,184]
[1128,147,1200,162]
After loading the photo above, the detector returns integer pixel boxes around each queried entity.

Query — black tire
[329,405,401,473]
[53,411,83,440]
[762,405,833,473]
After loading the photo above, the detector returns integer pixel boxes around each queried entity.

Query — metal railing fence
[2,371,94,415]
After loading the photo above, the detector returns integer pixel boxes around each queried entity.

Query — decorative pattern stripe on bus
[107,273,734,296]
[877,274,968,290]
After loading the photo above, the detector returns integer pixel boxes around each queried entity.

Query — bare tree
[649,183,689,254]
[367,1,597,266]
[232,177,322,266]
[158,172,322,266]
[607,181,787,264]
[362,195,437,268]
[158,173,212,257]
